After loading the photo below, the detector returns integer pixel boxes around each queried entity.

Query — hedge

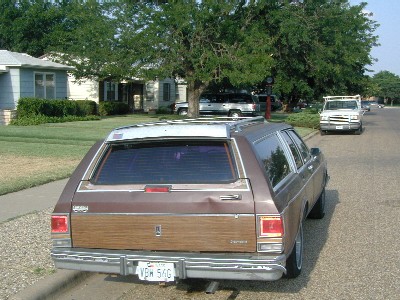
[285,110,320,129]
[16,97,97,118]
[10,115,101,126]
[98,101,130,116]
[76,100,97,116]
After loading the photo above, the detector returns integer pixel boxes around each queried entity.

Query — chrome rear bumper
[52,248,286,281]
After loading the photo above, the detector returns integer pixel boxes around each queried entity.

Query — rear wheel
[178,108,188,116]
[229,110,242,119]
[285,223,303,278]
[320,130,326,136]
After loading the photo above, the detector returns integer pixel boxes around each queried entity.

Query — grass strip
[0,113,315,195]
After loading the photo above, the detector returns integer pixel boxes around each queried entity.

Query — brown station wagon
[51,116,328,288]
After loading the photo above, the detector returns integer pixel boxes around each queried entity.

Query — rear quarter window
[286,130,310,163]
[254,134,292,187]
[91,140,238,185]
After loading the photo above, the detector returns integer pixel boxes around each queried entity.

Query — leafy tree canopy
[372,71,400,105]
[0,0,67,57]
[0,0,379,115]
[263,0,378,103]
[49,1,276,117]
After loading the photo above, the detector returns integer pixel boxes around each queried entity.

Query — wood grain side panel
[71,215,256,252]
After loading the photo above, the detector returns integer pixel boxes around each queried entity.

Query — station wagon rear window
[90,140,238,185]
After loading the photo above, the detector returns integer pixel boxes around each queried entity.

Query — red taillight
[259,216,284,237]
[144,185,171,193]
[51,215,69,233]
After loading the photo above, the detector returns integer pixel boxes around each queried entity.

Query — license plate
[336,125,343,129]
[136,261,175,282]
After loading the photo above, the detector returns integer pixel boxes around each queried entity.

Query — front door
[122,83,144,112]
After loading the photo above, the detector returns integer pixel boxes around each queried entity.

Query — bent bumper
[52,248,286,281]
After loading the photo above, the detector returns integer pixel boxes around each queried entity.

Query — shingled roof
[0,50,73,71]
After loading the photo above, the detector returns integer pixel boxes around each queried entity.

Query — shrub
[16,97,97,118]
[156,106,173,114]
[10,115,100,126]
[285,111,320,129]
[17,97,49,117]
[98,101,130,116]
[76,100,97,116]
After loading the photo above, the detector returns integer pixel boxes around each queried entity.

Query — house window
[163,83,170,101]
[104,81,118,101]
[35,73,55,99]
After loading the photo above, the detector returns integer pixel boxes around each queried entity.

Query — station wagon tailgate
[69,139,257,253]
[70,186,256,252]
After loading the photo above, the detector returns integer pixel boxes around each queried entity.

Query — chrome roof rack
[323,95,361,101]
[106,116,265,142]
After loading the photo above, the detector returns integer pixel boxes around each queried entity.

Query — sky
[349,0,400,76]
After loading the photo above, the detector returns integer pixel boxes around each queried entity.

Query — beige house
[68,76,187,113]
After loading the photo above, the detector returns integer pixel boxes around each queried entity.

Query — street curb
[304,130,319,141]
[10,270,93,300]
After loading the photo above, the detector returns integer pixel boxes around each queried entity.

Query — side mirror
[310,147,321,158]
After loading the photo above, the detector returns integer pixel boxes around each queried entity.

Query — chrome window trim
[68,212,255,217]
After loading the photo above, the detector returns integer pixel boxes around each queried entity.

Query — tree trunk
[187,80,207,118]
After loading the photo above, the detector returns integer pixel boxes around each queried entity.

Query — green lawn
[0,113,315,195]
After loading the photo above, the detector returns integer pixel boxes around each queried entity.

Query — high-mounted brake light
[51,215,69,233]
[259,216,284,237]
[144,185,171,193]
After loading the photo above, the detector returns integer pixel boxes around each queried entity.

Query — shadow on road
[98,189,339,299]
[171,189,340,298]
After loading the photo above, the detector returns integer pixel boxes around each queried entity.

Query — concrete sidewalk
[0,179,68,223]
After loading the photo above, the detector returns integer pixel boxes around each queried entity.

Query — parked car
[296,100,308,109]
[255,94,283,112]
[51,117,328,289]
[173,93,260,118]
[320,95,363,135]
[369,101,385,108]
[361,101,371,112]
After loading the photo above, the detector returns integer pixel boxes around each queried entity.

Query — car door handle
[220,194,242,201]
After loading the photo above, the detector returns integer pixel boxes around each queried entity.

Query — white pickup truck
[319,95,363,135]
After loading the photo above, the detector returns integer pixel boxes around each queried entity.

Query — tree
[51,2,274,117]
[0,0,66,57]
[42,1,377,114]
[48,2,119,81]
[262,0,378,104]
[372,71,400,105]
